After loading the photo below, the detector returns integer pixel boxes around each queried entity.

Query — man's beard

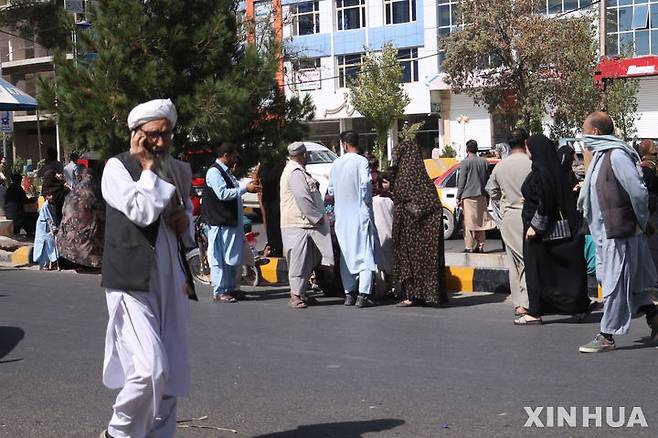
[153,152,174,184]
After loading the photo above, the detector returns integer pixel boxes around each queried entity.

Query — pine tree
[35,0,314,163]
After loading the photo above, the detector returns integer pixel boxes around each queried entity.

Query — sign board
[1,111,13,133]
[297,69,321,91]
[64,0,85,14]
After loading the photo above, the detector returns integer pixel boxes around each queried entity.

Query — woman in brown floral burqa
[392,141,448,306]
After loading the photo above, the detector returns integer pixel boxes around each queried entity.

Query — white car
[241,142,337,211]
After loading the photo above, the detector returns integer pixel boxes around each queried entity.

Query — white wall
[635,77,658,139]
[447,92,492,151]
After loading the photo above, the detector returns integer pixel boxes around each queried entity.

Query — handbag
[542,211,572,242]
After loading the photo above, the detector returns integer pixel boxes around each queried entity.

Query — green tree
[0,0,71,50]
[442,0,598,132]
[349,43,410,162]
[34,0,313,164]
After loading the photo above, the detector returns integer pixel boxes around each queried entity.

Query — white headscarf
[127,98,178,130]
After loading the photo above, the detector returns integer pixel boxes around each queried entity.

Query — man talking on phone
[100,99,195,438]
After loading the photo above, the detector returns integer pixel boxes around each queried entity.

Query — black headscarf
[525,135,580,231]
[392,141,441,218]
[41,170,69,221]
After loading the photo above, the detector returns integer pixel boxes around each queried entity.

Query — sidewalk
[0,235,33,267]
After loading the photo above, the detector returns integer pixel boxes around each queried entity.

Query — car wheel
[443,207,455,240]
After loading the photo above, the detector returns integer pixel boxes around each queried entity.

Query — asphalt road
[1,268,657,438]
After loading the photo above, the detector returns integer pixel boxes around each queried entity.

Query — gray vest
[596,150,638,239]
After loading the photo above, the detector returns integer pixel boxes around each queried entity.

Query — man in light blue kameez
[328,131,377,308]
[202,143,260,302]
[578,112,658,353]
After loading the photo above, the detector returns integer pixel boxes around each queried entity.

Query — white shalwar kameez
[101,157,191,438]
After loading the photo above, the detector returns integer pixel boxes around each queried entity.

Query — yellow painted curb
[259,257,280,284]
[11,246,32,266]
[446,266,474,293]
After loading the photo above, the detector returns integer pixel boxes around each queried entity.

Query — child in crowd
[373,170,394,297]
[33,193,59,270]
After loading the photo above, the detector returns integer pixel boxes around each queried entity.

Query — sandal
[514,307,528,317]
[514,315,542,325]
[213,294,237,303]
[397,299,420,307]
[288,295,307,309]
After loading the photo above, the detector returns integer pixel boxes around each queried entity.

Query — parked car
[433,159,499,239]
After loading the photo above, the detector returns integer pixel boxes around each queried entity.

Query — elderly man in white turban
[100,98,196,438]
[280,142,334,308]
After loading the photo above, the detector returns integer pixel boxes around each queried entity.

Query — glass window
[632,4,650,30]
[308,149,338,164]
[437,0,458,72]
[293,57,321,70]
[635,30,650,55]
[336,0,366,30]
[292,1,320,36]
[385,0,416,25]
[337,53,363,87]
[397,48,419,83]
[619,7,633,31]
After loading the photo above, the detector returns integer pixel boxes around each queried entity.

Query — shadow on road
[0,326,25,363]
[251,418,405,438]
[445,292,507,308]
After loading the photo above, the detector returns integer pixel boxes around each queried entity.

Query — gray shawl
[577,135,641,220]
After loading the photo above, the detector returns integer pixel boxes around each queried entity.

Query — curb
[257,255,603,299]
[0,245,33,267]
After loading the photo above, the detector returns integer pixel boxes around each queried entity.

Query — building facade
[272,0,658,156]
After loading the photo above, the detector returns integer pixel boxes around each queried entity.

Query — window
[385,0,416,25]
[336,0,366,31]
[437,0,459,71]
[291,1,320,36]
[537,0,593,15]
[308,149,338,164]
[397,48,419,83]
[607,1,658,56]
[293,57,321,70]
[337,53,363,87]
[632,4,650,30]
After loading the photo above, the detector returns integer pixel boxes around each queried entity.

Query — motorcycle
[185,216,262,287]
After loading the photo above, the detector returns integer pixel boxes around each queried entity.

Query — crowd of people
[0,148,105,271]
[1,98,658,436]
[256,114,658,357]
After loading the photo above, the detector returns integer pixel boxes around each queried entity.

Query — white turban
[127,98,178,130]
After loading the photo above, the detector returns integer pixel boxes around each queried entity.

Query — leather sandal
[288,295,307,309]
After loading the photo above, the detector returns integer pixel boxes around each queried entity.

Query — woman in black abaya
[515,135,590,325]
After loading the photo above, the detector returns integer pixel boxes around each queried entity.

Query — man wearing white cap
[100,98,195,438]
[280,142,334,308]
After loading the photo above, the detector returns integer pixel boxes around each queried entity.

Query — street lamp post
[456,114,470,159]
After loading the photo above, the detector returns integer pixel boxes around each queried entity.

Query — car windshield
[308,149,337,164]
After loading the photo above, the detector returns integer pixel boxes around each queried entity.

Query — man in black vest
[578,111,658,353]
[100,99,195,438]
[203,142,260,302]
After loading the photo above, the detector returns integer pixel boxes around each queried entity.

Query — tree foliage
[349,43,410,159]
[442,0,638,137]
[35,0,314,164]
[0,0,71,50]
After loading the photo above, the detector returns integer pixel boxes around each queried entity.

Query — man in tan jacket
[280,142,334,308]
